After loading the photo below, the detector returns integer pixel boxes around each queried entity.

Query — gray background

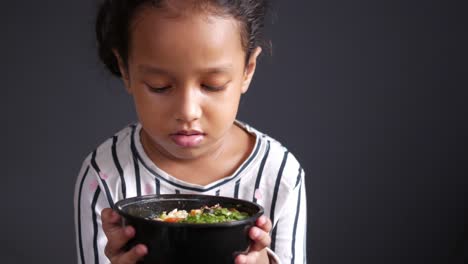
[2,0,467,263]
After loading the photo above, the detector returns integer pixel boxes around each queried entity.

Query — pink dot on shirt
[254,189,263,200]
[145,183,153,194]
[89,180,99,191]
[99,172,109,180]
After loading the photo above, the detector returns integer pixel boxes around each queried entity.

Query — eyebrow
[138,64,234,75]
[138,65,171,75]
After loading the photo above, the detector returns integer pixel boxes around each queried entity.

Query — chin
[168,147,206,160]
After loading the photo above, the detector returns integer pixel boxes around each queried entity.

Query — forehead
[128,7,245,72]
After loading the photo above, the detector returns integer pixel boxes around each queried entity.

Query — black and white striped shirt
[74,122,307,264]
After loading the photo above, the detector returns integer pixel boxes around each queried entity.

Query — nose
[174,87,202,123]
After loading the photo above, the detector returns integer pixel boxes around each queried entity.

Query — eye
[147,85,171,93]
[202,84,226,92]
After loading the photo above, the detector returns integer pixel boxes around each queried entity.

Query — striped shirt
[74,121,307,264]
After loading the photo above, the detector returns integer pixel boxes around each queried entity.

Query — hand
[235,215,272,264]
[101,208,148,264]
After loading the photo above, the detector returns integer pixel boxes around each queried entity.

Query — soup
[153,204,249,223]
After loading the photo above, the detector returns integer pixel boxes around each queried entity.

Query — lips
[170,130,205,147]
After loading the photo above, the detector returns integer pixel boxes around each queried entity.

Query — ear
[241,47,262,94]
[112,49,132,94]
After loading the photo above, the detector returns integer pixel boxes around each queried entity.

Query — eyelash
[147,84,226,93]
[202,84,226,92]
[148,86,171,93]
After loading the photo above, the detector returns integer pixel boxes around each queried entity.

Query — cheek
[206,93,241,121]
[133,94,167,124]
[133,95,152,117]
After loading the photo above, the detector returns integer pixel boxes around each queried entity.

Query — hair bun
[96,0,122,77]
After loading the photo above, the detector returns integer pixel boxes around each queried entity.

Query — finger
[102,208,122,240]
[111,244,147,264]
[102,208,121,229]
[249,227,271,252]
[102,209,136,258]
[104,225,135,258]
[234,253,247,264]
[234,252,255,264]
[256,216,272,233]
[235,251,261,264]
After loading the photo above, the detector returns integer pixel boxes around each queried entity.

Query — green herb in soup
[153,204,249,223]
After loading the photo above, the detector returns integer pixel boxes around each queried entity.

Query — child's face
[115,8,261,160]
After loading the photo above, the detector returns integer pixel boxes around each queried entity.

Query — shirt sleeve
[74,158,112,264]
[269,169,307,264]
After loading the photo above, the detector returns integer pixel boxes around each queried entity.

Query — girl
[74,0,307,263]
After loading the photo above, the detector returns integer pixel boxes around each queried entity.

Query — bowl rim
[114,193,265,228]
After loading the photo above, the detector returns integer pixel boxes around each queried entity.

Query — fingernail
[252,228,259,238]
[236,255,246,264]
[136,245,147,255]
[258,216,266,225]
[125,226,134,236]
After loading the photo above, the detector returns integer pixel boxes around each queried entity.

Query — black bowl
[115,194,264,264]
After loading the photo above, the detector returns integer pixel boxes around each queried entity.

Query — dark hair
[96,0,269,77]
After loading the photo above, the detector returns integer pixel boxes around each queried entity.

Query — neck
[139,123,253,186]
